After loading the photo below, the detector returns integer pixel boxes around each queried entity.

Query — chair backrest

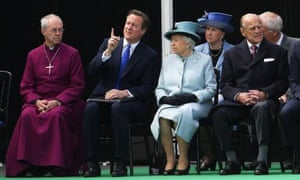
[0,70,12,126]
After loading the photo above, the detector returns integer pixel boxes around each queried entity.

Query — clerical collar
[44,44,59,51]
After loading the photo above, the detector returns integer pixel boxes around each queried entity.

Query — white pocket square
[264,58,275,62]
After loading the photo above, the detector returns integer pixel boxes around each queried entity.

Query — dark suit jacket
[280,34,300,98]
[87,38,161,101]
[219,38,289,106]
[289,41,300,99]
[281,34,300,64]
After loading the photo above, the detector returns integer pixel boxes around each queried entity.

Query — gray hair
[40,13,63,29]
[259,11,283,32]
[183,36,195,50]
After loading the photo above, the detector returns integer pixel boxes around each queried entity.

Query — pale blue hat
[164,21,201,43]
[198,11,234,33]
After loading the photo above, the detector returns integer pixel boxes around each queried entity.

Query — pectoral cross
[45,63,54,75]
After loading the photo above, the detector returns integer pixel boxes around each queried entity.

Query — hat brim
[164,31,201,44]
[198,20,234,33]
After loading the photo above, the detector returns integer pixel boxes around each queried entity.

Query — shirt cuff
[127,90,134,97]
[233,92,240,101]
[102,52,111,62]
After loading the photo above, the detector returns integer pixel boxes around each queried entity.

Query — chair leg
[196,129,201,174]
[197,124,223,171]
[128,126,134,176]
[211,127,223,170]
[144,134,151,165]
[128,125,151,176]
[293,149,296,170]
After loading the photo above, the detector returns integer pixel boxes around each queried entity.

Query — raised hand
[105,27,121,56]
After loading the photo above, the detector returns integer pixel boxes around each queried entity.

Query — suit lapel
[251,39,270,65]
[121,42,142,78]
[238,40,252,64]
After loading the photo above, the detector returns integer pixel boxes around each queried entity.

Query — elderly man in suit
[258,11,300,170]
[210,13,289,175]
[82,9,161,177]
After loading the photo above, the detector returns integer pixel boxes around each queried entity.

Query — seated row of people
[4,9,300,178]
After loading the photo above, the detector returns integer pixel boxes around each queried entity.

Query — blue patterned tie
[115,44,131,89]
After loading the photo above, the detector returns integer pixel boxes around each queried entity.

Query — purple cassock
[5,43,86,176]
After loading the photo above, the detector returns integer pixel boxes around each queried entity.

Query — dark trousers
[278,101,292,147]
[83,100,145,163]
[279,98,300,152]
[211,100,278,152]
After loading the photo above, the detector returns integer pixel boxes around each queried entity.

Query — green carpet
[1,163,299,180]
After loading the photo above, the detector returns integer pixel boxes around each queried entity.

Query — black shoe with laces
[244,161,258,170]
[254,161,268,175]
[83,162,101,177]
[219,161,241,175]
[112,161,127,177]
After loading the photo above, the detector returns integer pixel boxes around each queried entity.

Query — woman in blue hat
[195,11,235,171]
[150,21,217,175]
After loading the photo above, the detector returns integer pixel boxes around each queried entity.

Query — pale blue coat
[150,51,217,143]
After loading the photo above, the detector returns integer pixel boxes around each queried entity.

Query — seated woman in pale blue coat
[150,21,217,175]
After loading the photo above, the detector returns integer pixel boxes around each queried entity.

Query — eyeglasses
[49,28,64,34]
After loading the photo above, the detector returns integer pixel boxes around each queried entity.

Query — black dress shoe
[244,161,258,170]
[198,158,216,171]
[292,166,300,174]
[83,162,101,177]
[254,161,268,175]
[112,161,127,177]
[175,165,190,175]
[219,161,241,175]
[29,166,47,177]
[163,168,175,175]
[283,161,292,170]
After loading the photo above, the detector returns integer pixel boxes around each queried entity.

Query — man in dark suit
[279,40,300,174]
[82,9,161,177]
[210,13,289,175]
[259,11,300,170]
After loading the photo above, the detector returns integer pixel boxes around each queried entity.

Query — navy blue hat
[197,11,234,33]
[164,21,201,43]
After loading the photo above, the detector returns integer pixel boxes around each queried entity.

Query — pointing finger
[111,27,115,37]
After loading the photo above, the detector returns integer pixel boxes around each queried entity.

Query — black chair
[234,116,285,172]
[196,118,221,173]
[0,70,12,164]
[195,68,222,173]
[128,121,151,175]
[95,97,154,176]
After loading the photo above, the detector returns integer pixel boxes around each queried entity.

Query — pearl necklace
[209,41,223,58]
[44,46,60,75]
[209,48,222,57]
